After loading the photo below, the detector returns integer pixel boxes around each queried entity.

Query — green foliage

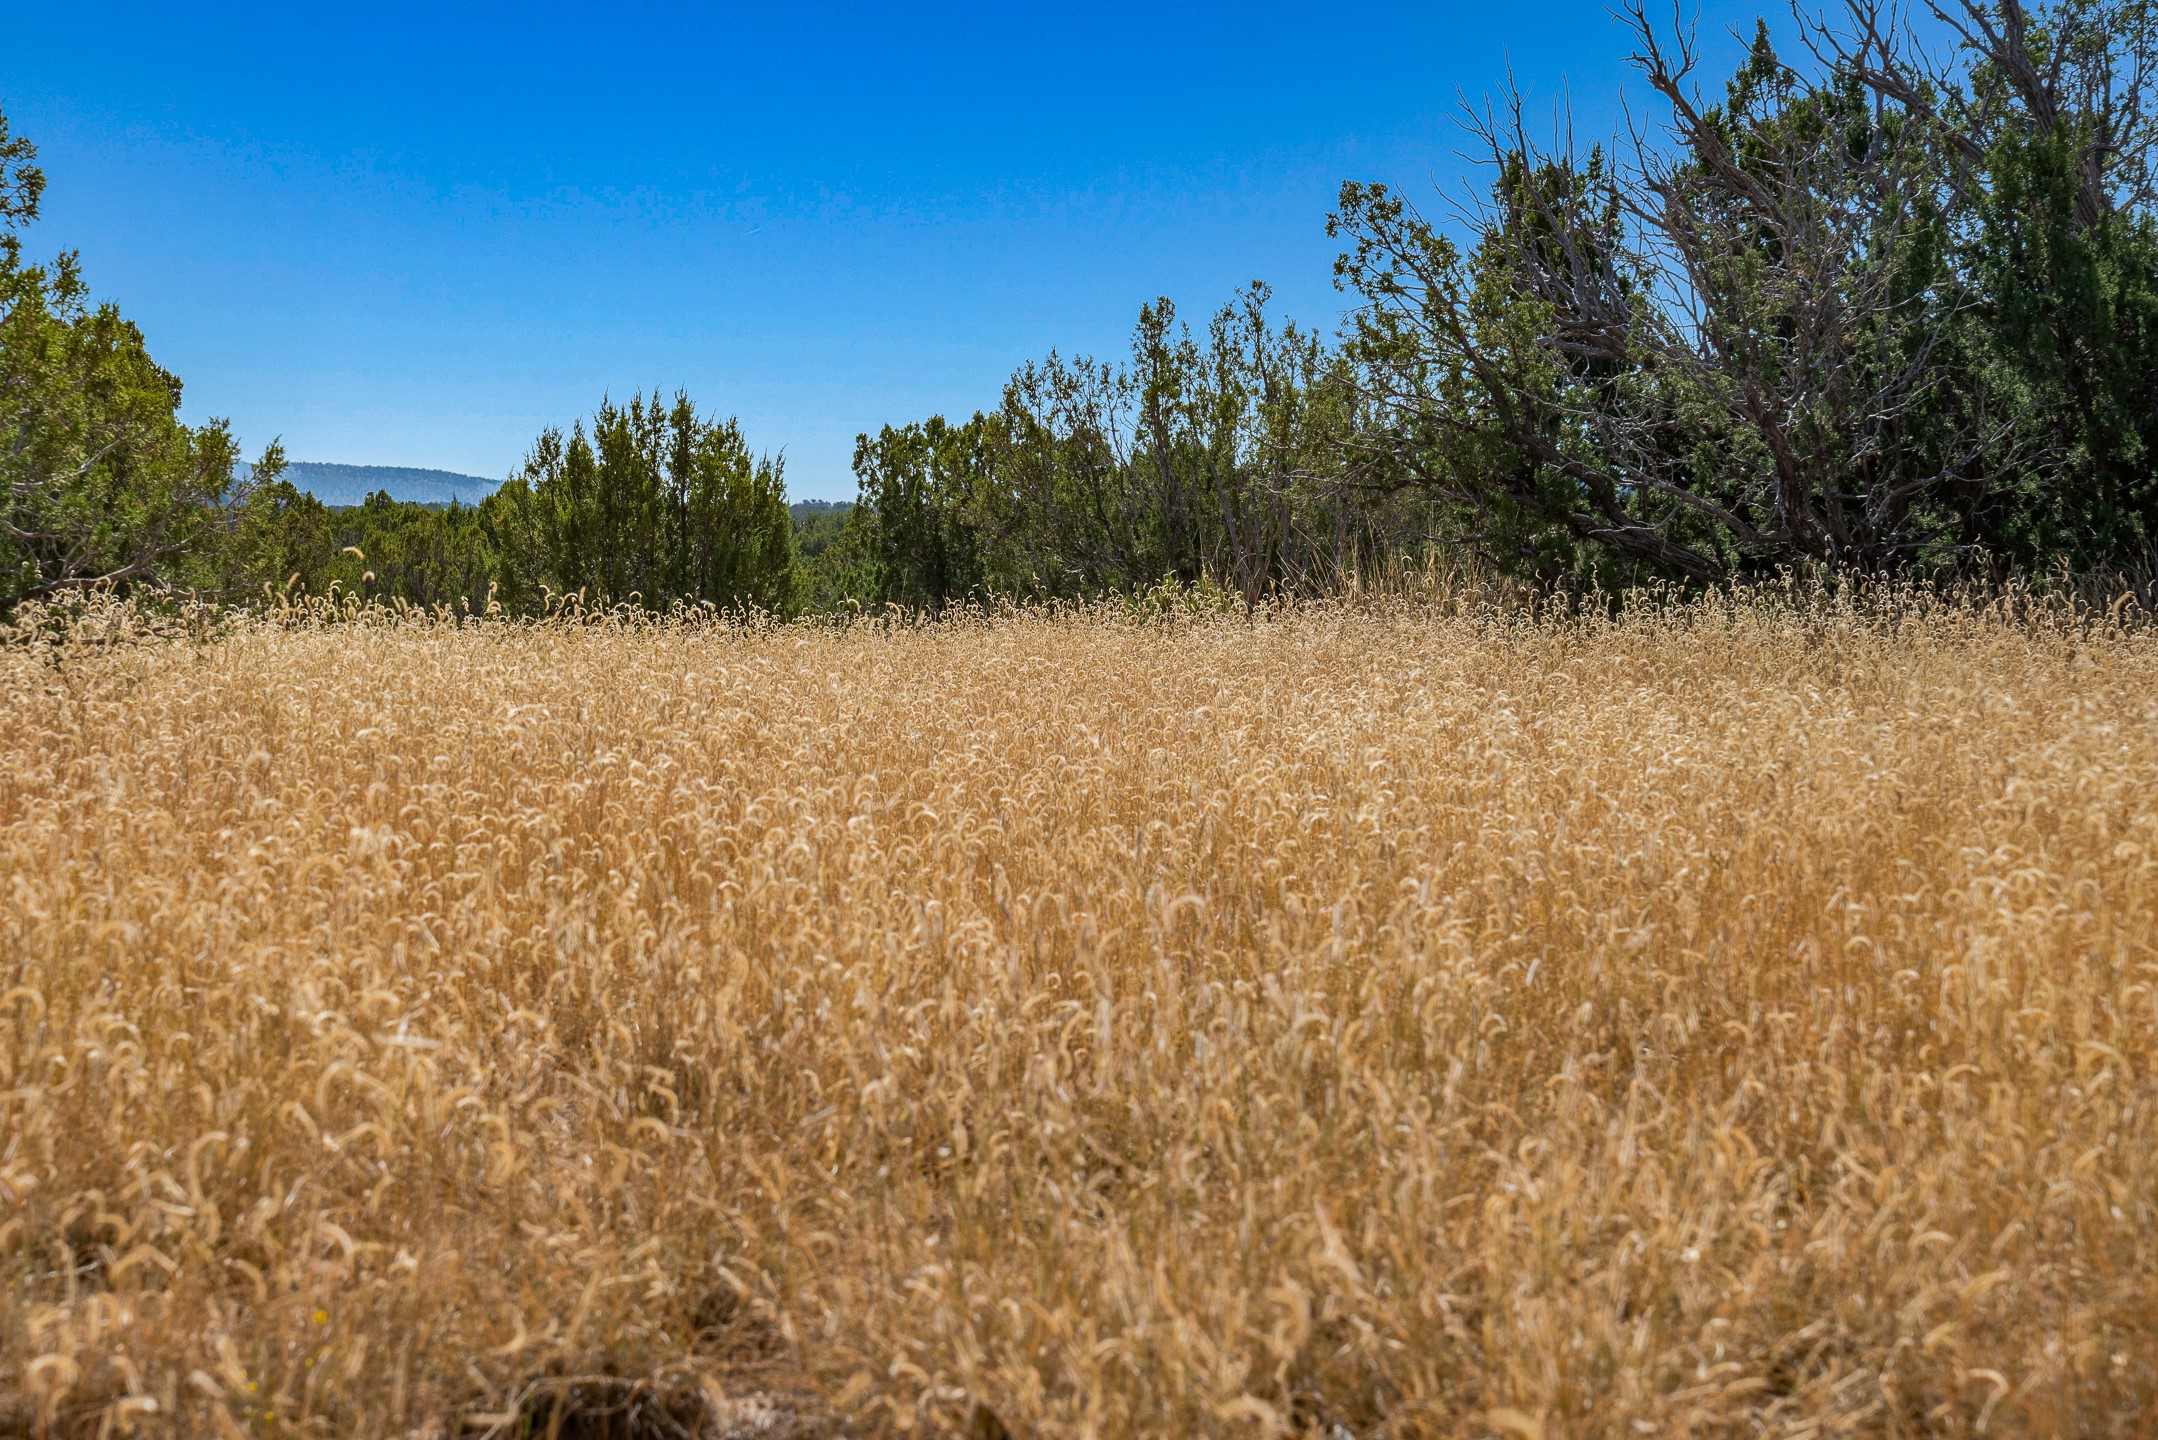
[1976,125,2158,567]
[788,499,852,550]
[17,4,2158,617]
[0,103,282,611]
[330,492,500,611]
[850,416,995,611]
[210,479,338,603]
[1331,0,2158,586]
[205,485,502,612]
[842,286,1443,611]
[790,501,872,614]
[204,394,796,618]
[492,392,797,614]
[0,107,43,228]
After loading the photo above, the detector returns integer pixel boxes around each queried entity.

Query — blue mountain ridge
[245,462,504,508]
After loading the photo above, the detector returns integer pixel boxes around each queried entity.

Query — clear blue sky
[2,1,1773,500]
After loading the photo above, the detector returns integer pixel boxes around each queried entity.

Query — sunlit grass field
[4,596,2156,1438]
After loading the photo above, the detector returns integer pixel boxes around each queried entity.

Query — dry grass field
[3,595,2156,1439]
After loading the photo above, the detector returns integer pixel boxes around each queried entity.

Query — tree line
[7,0,2156,617]
[227,394,800,615]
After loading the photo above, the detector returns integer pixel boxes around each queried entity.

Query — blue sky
[3,2,1774,500]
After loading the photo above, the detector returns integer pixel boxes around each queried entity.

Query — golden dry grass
[3,596,2156,1439]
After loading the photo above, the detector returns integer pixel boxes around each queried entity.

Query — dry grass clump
[3,594,2156,1438]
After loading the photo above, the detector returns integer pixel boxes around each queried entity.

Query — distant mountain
[254,462,503,508]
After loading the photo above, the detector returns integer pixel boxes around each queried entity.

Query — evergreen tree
[0,104,284,610]
[493,391,797,613]
[1330,0,2158,585]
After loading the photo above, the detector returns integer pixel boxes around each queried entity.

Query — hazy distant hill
[256,462,503,508]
